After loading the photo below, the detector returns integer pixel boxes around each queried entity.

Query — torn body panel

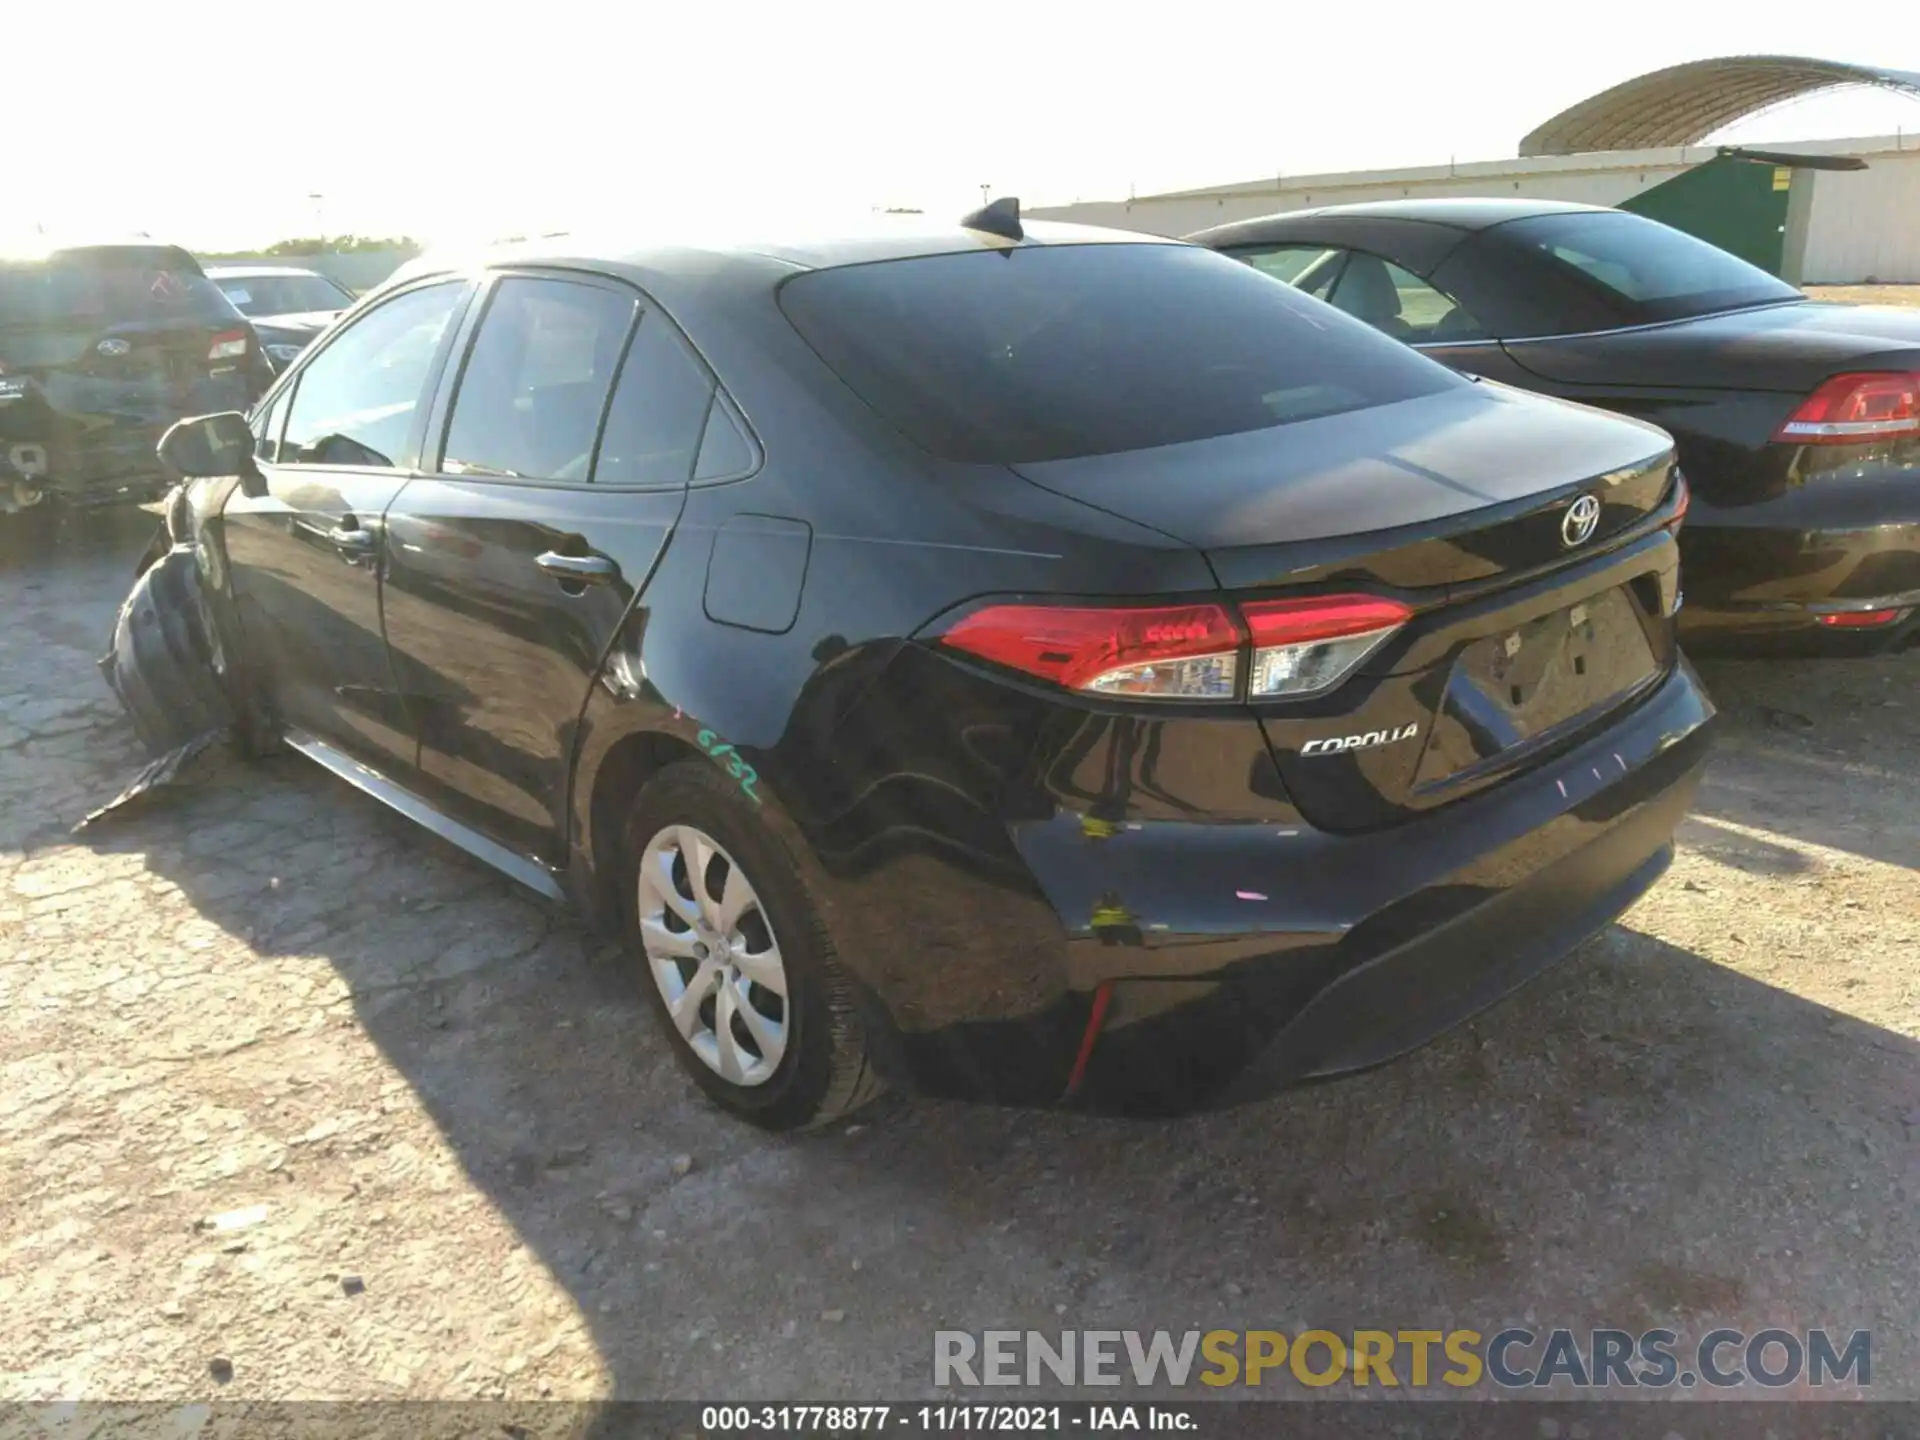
[99,528,239,756]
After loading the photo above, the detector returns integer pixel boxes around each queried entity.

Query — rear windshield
[779,243,1460,464]
[1499,211,1801,324]
[218,273,355,317]
[0,247,238,327]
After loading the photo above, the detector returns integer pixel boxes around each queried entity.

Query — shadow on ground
[1688,653,1920,873]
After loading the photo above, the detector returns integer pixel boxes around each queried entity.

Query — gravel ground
[1,508,1915,1404]
[1805,284,1920,307]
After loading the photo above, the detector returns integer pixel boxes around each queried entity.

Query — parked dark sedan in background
[1192,200,1920,653]
[108,206,1712,1131]
[1,241,271,511]
[206,263,355,371]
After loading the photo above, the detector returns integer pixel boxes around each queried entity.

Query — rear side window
[0,247,237,327]
[280,282,466,469]
[441,277,638,481]
[779,243,1459,464]
[1497,211,1800,323]
[591,311,717,488]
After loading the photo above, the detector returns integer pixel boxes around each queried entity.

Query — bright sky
[15,1,1920,249]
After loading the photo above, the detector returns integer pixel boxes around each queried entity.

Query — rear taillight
[1775,372,1920,444]
[207,328,250,361]
[937,602,1243,699]
[1666,469,1690,534]
[1241,595,1411,698]
[934,594,1409,701]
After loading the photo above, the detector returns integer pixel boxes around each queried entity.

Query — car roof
[203,264,332,279]
[1261,197,1613,230]
[385,214,1175,292]
[0,236,199,264]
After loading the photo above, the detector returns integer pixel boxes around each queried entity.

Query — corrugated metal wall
[1802,150,1920,283]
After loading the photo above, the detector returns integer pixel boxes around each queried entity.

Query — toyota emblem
[96,338,132,357]
[1561,494,1601,548]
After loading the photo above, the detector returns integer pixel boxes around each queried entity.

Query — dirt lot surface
[1,509,1915,1405]
[1805,284,1920,307]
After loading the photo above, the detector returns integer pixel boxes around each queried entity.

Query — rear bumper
[1,427,174,507]
[1677,488,1920,654]
[986,661,1717,1114]
[1200,771,1686,1107]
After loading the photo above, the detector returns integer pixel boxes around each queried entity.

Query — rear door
[0,245,265,501]
[380,271,732,864]
[224,278,473,771]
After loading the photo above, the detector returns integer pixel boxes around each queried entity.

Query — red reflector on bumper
[1065,982,1114,1097]
[1816,608,1905,628]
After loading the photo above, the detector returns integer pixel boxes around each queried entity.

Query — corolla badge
[1561,493,1602,548]
[1300,723,1420,757]
[96,338,132,357]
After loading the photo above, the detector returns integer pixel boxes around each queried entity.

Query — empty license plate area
[1413,585,1659,792]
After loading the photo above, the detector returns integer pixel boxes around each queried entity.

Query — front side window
[1497,211,1800,323]
[252,391,286,463]
[279,282,467,468]
[441,277,638,481]
[780,243,1460,465]
[1327,253,1485,343]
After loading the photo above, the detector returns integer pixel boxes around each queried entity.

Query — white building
[1030,56,1920,284]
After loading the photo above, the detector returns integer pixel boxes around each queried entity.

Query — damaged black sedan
[105,209,1714,1130]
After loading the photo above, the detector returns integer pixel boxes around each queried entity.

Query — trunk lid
[1011,383,1682,831]
[1502,300,1920,392]
[1010,382,1674,591]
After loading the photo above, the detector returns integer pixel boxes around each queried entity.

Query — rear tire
[619,762,885,1131]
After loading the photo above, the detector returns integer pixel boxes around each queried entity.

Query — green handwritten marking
[695,727,761,804]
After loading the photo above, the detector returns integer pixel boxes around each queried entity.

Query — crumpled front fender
[100,542,237,757]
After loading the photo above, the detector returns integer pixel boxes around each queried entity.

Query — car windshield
[1499,211,1801,323]
[0,247,237,327]
[779,242,1461,464]
[217,273,354,317]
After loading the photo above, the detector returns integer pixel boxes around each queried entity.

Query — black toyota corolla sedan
[1190,200,1920,653]
[106,204,1713,1129]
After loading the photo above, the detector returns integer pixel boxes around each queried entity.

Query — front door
[223,279,471,771]
[380,273,723,864]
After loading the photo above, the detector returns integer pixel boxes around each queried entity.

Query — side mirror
[157,411,254,480]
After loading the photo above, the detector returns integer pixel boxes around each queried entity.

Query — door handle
[536,551,617,584]
[328,523,376,552]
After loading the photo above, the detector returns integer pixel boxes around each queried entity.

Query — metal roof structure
[1519,55,1920,157]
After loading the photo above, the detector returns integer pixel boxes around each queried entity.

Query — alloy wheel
[636,824,790,1086]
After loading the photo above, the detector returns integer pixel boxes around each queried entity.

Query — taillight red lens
[1240,595,1410,698]
[1775,372,1920,444]
[1666,469,1690,533]
[207,328,250,361]
[935,593,1411,700]
[937,602,1243,699]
